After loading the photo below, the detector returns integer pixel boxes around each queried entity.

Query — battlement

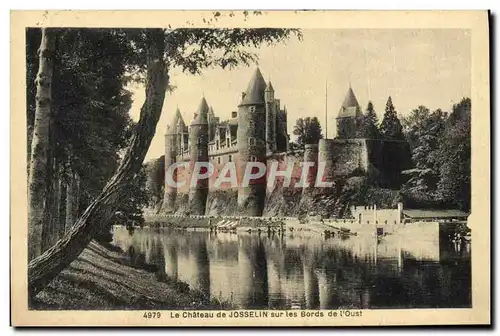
[350,203,403,225]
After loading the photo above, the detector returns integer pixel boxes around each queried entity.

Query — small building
[350,203,403,226]
[401,209,469,224]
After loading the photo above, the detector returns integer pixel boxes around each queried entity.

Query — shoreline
[31,241,232,310]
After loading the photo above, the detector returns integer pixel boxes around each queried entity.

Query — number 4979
[143,311,161,319]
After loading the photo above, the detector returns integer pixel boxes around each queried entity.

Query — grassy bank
[31,241,231,310]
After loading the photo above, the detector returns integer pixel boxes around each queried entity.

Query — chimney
[231,111,237,118]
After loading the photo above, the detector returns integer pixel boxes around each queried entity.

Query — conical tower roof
[337,86,362,118]
[191,97,209,125]
[265,80,274,92]
[167,107,184,134]
[239,68,267,106]
[208,106,216,123]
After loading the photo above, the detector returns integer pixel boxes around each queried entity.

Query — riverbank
[31,241,231,310]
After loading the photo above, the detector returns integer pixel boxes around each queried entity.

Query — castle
[162,68,409,217]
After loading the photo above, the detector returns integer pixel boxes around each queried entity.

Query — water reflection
[112,226,471,310]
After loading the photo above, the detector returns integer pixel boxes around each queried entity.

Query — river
[111,225,471,310]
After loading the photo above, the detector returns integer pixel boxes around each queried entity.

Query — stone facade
[188,98,209,215]
[236,68,268,216]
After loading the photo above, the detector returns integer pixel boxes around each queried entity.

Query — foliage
[399,98,471,212]
[293,117,323,148]
[436,98,471,211]
[26,28,135,196]
[379,96,405,140]
[357,101,380,139]
[401,106,447,193]
[145,156,165,207]
[118,26,301,82]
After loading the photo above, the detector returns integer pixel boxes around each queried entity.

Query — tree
[28,24,300,298]
[402,107,447,194]
[379,96,404,140]
[293,117,323,148]
[357,101,379,139]
[144,155,165,208]
[98,165,150,245]
[28,28,56,261]
[26,28,135,253]
[402,105,431,150]
[437,98,471,211]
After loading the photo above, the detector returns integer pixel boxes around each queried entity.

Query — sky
[128,29,471,161]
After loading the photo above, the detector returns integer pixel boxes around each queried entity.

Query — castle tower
[207,106,216,142]
[237,68,267,216]
[318,138,336,193]
[175,111,187,154]
[162,108,182,213]
[336,86,362,139]
[302,144,319,196]
[281,105,289,151]
[265,81,276,154]
[188,97,209,215]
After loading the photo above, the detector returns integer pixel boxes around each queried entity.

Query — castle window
[217,157,221,165]
[250,155,257,162]
[249,106,256,113]
[248,137,256,146]
[228,155,232,162]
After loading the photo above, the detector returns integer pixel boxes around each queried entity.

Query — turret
[162,108,182,213]
[207,105,216,142]
[237,68,267,216]
[336,86,362,139]
[188,97,210,215]
[265,80,274,102]
[173,109,187,154]
[265,81,276,153]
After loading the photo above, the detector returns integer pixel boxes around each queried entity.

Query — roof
[403,209,469,219]
[265,81,274,92]
[167,108,185,134]
[208,106,216,122]
[191,97,209,125]
[239,68,267,106]
[337,86,362,118]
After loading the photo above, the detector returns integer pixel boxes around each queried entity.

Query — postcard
[11,10,490,326]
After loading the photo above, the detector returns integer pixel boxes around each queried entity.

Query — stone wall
[318,138,369,179]
[205,189,238,216]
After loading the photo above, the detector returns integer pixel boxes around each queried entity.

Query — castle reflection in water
[112,226,471,310]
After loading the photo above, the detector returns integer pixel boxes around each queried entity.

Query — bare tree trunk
[48,155,61,247]
[40,133,55,253]
[57,178,67,239]
[64,167,79,232]
[28,29,168,298]
[53,164,63,241]
[28,28,56,261]
[41,114,63,252]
